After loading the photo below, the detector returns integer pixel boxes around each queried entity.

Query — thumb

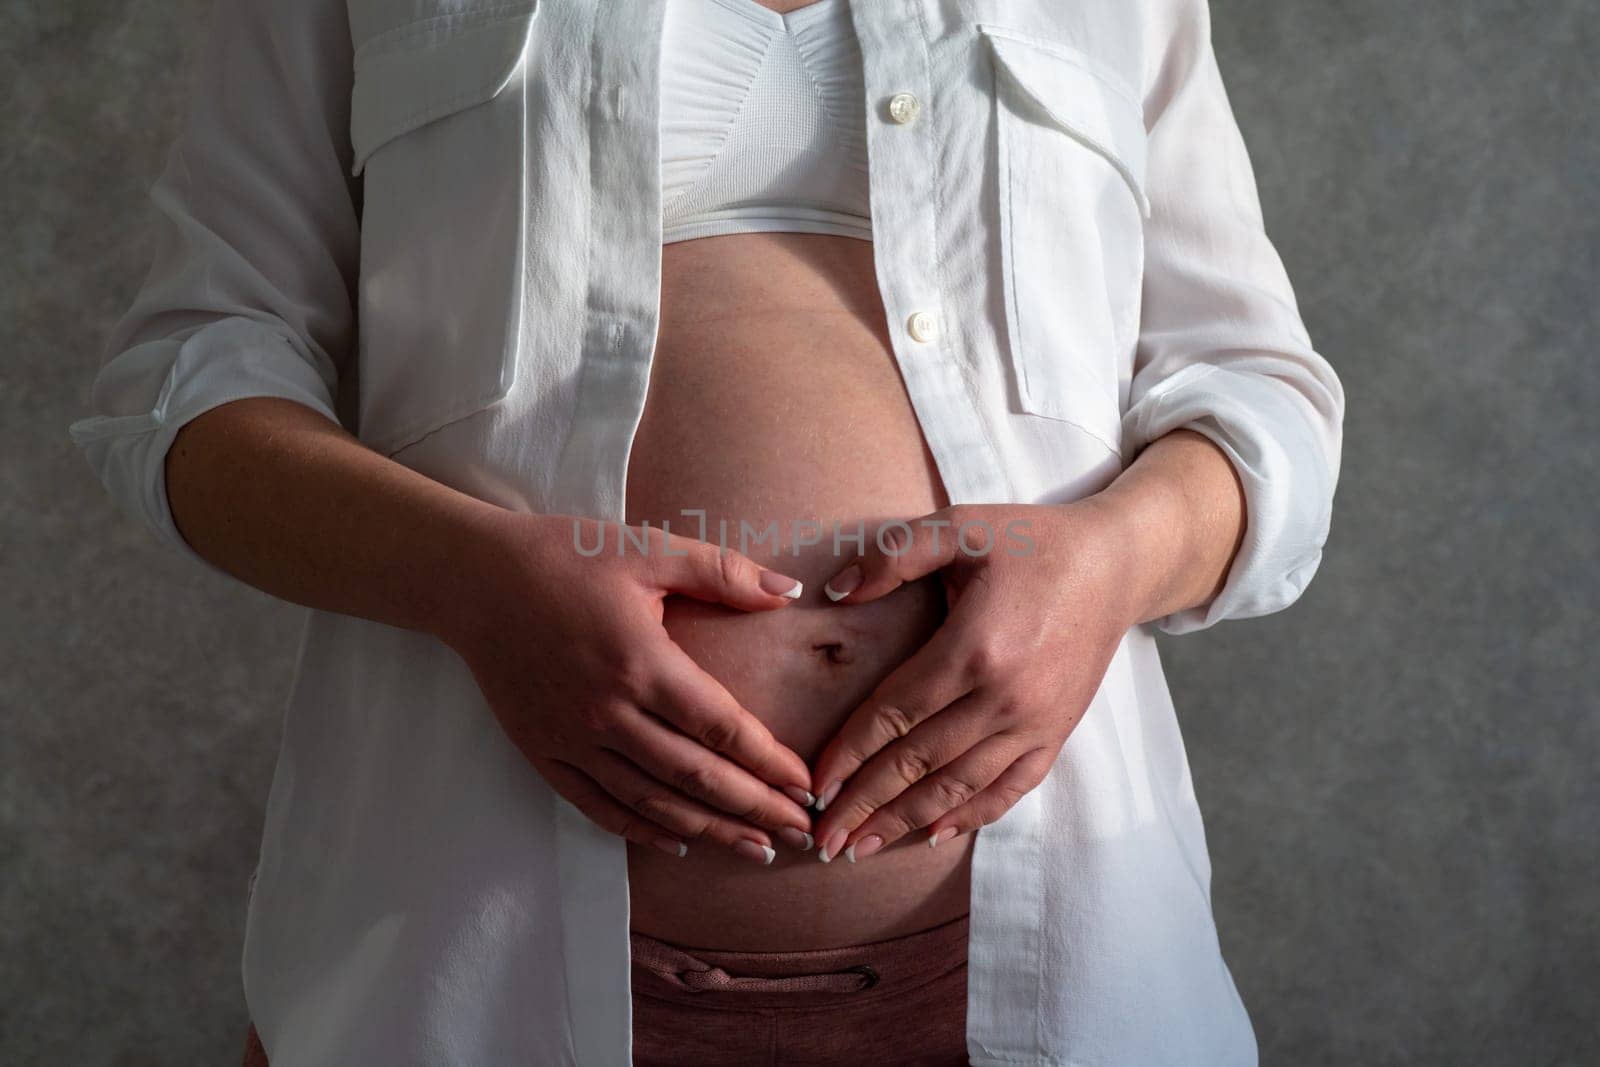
[650,535,804,611]
[822,511,968,605]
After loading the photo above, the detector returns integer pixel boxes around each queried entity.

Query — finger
[809,621,976,811]
[646,532,804,611]
[822,508,969,604]
[811,691,996,860]
[646,642,815,801]
[924,746,1058,848]
[531,756,688,857]
[584,749,782,866]
[607,707,813,836]
[836,734,1022,860]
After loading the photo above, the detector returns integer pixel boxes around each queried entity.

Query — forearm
[164,396,509,643]
[1091,428,1247,627]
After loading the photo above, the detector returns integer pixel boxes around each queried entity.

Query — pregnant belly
[623,233,974,950]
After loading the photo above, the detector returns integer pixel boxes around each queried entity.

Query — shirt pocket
[348,1,540,456]
[978,23,1150,457]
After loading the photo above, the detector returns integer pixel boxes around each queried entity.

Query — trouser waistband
[629,913,970,1009]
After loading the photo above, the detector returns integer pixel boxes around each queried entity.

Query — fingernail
[815,780,842,811]
[817,828,849,863]
[778,826,814,851]
[823,564,863,602]
[653,837,688,858]
[783,786,816,808]
[845,834,883,863]
[759,570,805,598]
[733,839,777,866]
[927,827,957,848]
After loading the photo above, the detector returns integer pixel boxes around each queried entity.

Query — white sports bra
[659,0,872,243]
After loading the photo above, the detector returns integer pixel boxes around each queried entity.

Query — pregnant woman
[68,0,1344,1063]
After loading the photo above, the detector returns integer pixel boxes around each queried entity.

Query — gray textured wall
[5,0,1596,1064]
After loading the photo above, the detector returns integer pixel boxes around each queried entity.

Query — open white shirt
[67,0,1344,1063]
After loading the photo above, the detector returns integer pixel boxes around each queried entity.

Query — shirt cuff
[67,316,341,579]
[1121,362,1338,635]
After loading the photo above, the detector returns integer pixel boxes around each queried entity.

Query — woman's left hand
[807,498,1147,862]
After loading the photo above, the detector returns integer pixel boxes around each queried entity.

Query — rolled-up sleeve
[66,0,360,576]
[1123,0,1346,634]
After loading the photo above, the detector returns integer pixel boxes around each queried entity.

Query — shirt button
[907,310,939,343]
[887,92,921,125]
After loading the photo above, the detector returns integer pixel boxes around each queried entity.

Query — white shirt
[66,0,1345,1063]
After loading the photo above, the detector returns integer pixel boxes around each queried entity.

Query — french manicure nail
[927,827,957,848]
[845,834,883,863]
[778,827,814,851]
[759,570,805,598]
[823,564,863,602]
[817,828,849,863]
[783,786,816,808]
[733,839,777,866]
[653,837,688,858]
[815,780,842,811]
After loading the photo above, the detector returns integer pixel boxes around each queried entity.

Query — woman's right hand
[438,510,816,865]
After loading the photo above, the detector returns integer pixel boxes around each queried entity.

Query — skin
[171,0,1245,954]
[620,226,1243,947]
[167,344,1240,947]
[165,400,819,856]
[623,231,974,946]
[805,456,1239,866]
[169,231,1239,952]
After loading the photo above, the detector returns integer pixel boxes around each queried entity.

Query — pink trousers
[242,914,970,1066]
[630,913,971,1066]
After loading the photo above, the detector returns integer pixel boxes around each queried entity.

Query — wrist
[1089,429,1240,627]
[422,499,539,654]
[1080,475,1187,629]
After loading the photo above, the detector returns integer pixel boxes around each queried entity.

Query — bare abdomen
[623,233,974,951]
